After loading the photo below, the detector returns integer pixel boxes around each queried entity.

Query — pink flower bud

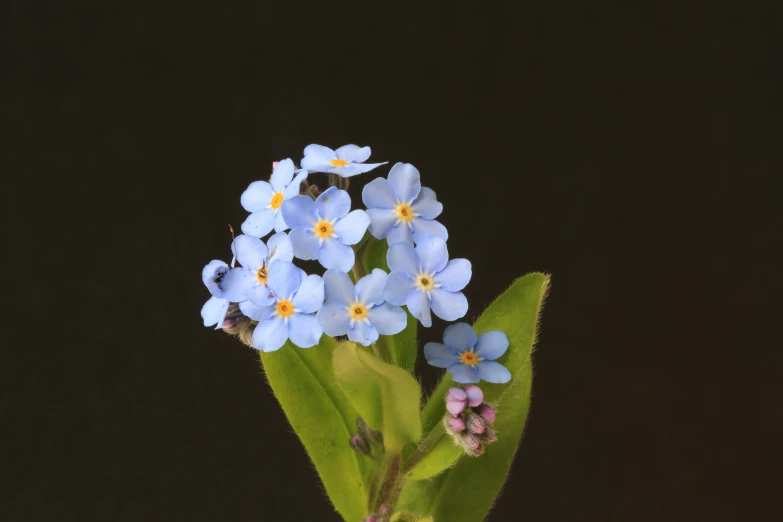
[478,403,497,424]
[466,413,486,434]
[446,387,468,416]
[463,385,484,407]
[445,416,466,434]
[379,505,392,516]
[480,426,497,444]
[462,433,484,456]
[350,433,371,456]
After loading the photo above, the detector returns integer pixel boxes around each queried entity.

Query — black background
[3,2,781,521]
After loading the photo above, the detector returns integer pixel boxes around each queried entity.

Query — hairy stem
[403,424,446,474]
[374,453,403,512]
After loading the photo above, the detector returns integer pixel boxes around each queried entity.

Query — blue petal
[266,260,301,299]
[335,144,371,163]
[415,237,449,274]
[329,162,387,177]
[411,187,443,219]
[247,284,275,306]
[316,187,351,221]
[252,316,288,352]
[386,242,420,276]
[424,342,460,368]
[334,210,370,245]
[356,269,387,305]
[202,260,229,297]
[270,158,295,192]
[447,363,480,384]
[476,361,512,383]
[367,303,407,335]
[240,181,273,212]
[284,171,308,199]
[317,239,355,272]
[367,209,397,239]
[387,221,413,245]
[348,320,379,346]
[288,313,323,348]
[442,322,478,352]
[239,300,274,321]
[232,235,268,270]
[407,290,432,327]
[410,219,448,245]
[362,178,397,210]
[301,144,336,170]
[434,258,472,292]
[292,274,324,314]
[220,267,256,302]
[241,209,276,238]
[281,196,317,230]
[201,296,229,328]
[382,271,415,306]
[475,331,509,361]
[387,162,422,202]
[267,232,294,264]
[323,270,355,306]
[289,229,320,261]
[273,209,288,233]
[316,303,351,336]
[429,288,468,322]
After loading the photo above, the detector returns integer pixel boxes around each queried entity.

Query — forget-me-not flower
[316,269,407,346]
[241,158,308,238]
[424,323,511,384]
[201,260,235,329]
[219,232,294,306]
[362,162,447,246]
[382,237,470,327]
[281,187,370,272]
[238,260,324,352]
[300,144,387,177]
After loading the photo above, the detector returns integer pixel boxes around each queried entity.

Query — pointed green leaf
[405,427,462,480]
[360,238,418,372]
[399,273,549,519]
[261,337,370,522]
[333,342,422,452]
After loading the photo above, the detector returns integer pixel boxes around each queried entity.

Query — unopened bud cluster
[350,416,384,458]
[443,386,498,456]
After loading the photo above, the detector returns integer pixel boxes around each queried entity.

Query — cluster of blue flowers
[201,144,511,384]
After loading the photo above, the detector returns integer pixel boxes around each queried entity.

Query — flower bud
[466,413,486,434]
[477,403,497,424]
[444,415,466,435]
[350,433,371,456]
[462,433,484,457]
[357,416,384,447]
[463,385,484,407]
[379,505,392,516]
[446,387,468,416]
[480,426,497,444]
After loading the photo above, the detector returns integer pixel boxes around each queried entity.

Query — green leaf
[260,337,370,522]
[333,341,423,453]
[360,238,418,372]
[405,428,462,481]
[399,272,550,519]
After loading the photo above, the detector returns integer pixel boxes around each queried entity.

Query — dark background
[3,1,781,521]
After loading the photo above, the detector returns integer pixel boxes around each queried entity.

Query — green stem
[374,453,403,512]
[403,423,446,474]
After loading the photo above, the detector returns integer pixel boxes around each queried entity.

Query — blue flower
[424,323,511,384]
[281,187,370,272]
[300,144,387,177]
[382,237,471,327]
[362,162,447,246]
[200,260,237,329]
[316,269,407,346]
[218,232,294,306]
[238,261,324,352]
[241,158,308,238]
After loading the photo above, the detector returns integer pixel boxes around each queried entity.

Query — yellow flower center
[314,220,333,239]
[415,274,435,292]
[348,302,368,321]
[330,159,348,167]
[270,192,284,210]
[460,351,479,365]
[395,203,414,222]
[276,299,295,317]
[255,265,268,284]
